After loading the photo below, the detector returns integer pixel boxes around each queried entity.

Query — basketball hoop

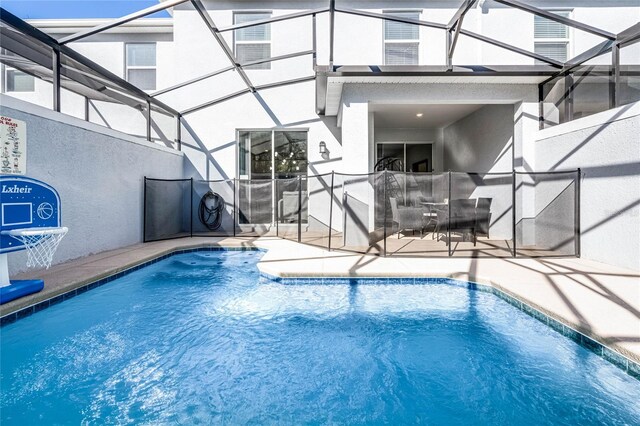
[0,176,67,303]
[1,227,68,269]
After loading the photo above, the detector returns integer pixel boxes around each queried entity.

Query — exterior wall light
[319,141,327,154]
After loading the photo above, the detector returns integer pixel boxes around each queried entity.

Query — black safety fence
[515,170,580,257]
[143,169,580,258]
[143,177,192,242]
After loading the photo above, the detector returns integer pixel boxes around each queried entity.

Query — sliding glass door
[237,130,307,225]
[376,142,433,172]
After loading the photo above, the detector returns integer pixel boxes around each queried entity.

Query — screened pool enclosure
[1,1,636,259]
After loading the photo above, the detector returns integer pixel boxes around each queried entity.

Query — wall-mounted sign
[0,116,26,175]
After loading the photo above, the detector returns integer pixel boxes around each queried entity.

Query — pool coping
[1,244,638,380]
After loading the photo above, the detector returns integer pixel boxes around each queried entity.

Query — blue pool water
[1,251,639,424]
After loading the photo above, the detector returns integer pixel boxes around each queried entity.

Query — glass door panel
[274,131,307,224]
[238,130,273,224]
[376,143,404,171]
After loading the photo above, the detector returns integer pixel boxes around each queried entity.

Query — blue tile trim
[260,274,640,380]
[0,246,261,327]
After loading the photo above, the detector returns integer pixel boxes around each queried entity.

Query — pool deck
[2,236,639,365]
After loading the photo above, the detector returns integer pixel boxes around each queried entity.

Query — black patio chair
[389,197,424,238]
[449,199,477,246]
[475,197,493,239]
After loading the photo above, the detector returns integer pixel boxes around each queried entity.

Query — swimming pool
[1,250,639,424]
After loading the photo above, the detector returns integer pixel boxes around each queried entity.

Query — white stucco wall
[442,104,515,239]
[534,101,640,271]
[1,96,186,275]
[443,104,514,173]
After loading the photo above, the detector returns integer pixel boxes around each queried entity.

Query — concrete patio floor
[2,236,639,365]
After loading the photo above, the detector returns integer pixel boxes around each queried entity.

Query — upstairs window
[234,12,271,70]
[534,11,571,64]
[4,66,34,92]
[384,11,420,65]
[125,43,156,90]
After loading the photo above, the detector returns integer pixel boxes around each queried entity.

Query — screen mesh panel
[144,178,192,242]
[236,179,274,236]
[300,174,332,250]
[276,177,304,241]
[449,172,514,257]
[516,172,578,257]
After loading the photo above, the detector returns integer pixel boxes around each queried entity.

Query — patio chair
[475,197,493,239]
[389,197,424,238]
[434,206,449,243]
[449,199,477,246]
[278,191,308,223]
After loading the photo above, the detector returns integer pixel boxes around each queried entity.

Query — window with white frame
[4,66,34,92]
[234,12,271,70]
[384,11,420,65]
[534,11,571,64]
[125,43,156,90]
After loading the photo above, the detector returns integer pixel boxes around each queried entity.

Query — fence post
[298,175,302,243]
[575,168,581,257]
[190,178,194,238]
[275,179,279,237]
[233,178,236,237]
[176,115,182,151]
[383,170,387,257]
[512,169,517,258]
[448,170,452,257]
[143,177,147,243]
[328,171,334,251]
[146,101,152,142]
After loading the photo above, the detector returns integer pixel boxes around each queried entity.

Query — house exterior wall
[534,101,640,271]
[443,104,514,173]
[0,95,186,275]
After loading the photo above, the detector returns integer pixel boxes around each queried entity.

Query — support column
[312,13,317,69]
[176,115,182,151]
[446,30,453,70]
[52,49,61,112]
[146,101,152,142]
[564,73,574,123]
[611,43,620,109]
[84,97,90,121]
[329,0,335,68]
[340,97,373,247]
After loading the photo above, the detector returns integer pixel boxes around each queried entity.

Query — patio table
[419,201,448,238]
